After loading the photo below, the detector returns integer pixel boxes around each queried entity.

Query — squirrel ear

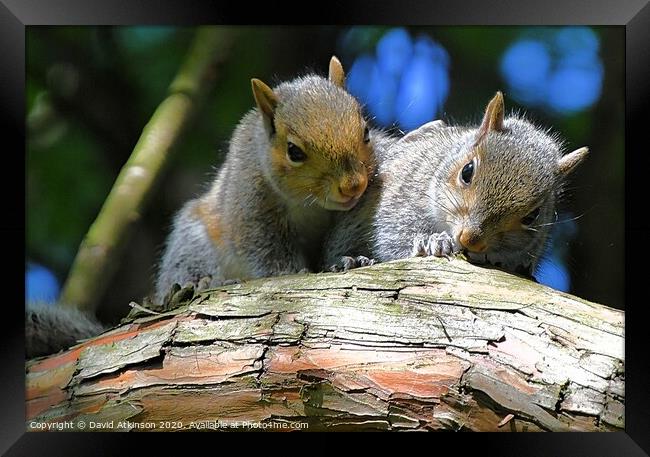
[328,56,346,88]
[476,91,505,143]
[400,120,447,143]
[251,78,278,122]
[558,146,589,175]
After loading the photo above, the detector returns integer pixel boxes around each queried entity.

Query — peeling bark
[26,257,624,432]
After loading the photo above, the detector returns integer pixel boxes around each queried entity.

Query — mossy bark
[28,257,624,432]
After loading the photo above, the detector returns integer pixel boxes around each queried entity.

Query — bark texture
[27,257,624,432]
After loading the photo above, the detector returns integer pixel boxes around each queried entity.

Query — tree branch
[27,257,624,432]
[59,27,234,313]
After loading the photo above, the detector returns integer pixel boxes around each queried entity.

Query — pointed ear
[251,78,278,124]
[328,56,346,88]
[476,91,505,143]
[558,146,589,175]
[400,120,447,143]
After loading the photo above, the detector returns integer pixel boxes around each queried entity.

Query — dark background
[25,26,625,324]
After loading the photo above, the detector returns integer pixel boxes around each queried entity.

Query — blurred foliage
[26,26,625,319]
[500,27,604,114]
[346,28,450,130]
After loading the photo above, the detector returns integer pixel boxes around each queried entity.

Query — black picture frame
[4,0,649,453]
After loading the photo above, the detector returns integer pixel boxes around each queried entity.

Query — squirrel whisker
[322,92,588,291]
[532,211,585,229]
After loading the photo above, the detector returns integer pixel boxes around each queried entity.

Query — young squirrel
[25,57,390,359]
[154,56,384,303]
[324,92,589,277]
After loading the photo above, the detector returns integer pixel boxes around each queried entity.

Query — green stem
[60,27,233,313]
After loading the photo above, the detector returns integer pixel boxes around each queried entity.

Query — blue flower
[26,263,60,305]
[395,38,450,131]
[376,28,413,76]
[345,28,450,131]
[347,54,375,105]
[500,27,603,115]
[547,62,603,114]
[500,40,551,105]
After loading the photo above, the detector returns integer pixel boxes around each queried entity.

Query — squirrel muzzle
[325,172,368,210]
[338,172,368,200]
[459,227,488,253]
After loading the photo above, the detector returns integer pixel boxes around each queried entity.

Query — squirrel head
[251,56,373,211]
[419,92,589,273]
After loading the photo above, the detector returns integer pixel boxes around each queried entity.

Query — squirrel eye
[521,207,541,226]
[363,126,370,143]
[287,142,307,163]
[460,160,475,185]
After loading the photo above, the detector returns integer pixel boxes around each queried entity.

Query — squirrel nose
[459,228,488,253]
[339,173,368,199]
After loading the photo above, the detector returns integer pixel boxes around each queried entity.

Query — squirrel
[26,56,390,359]
[154,56,387,303]
[323,91,589,278]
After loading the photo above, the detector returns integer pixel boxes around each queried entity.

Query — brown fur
[154,57,382,303]
[192,200,225,248]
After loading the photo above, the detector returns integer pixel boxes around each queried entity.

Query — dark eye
[287,142,307,163]
[460,160,475,185]
[363,126,370,143]
[521,207,541,226]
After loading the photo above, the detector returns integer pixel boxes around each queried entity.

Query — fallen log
[26,256,624,432]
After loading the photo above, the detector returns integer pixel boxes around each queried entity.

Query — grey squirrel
[154,56,388,303]
[324,92,589,277]
[27,56,389,358]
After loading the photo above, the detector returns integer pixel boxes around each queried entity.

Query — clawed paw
[412,232,457,258]
[158,274,238,312]
[199,276,241,289]
[164,282,196,310]
[330,255,375,272]
[196,275,213,292]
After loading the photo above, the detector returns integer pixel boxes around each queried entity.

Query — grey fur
[154,74,391,303]
[26,304,104,358]
[412,231,455,257]
[324,114,588,278]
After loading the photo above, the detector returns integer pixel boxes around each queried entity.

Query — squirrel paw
[330,255,375,272]
[196,275,213,292]
[199,276,243,289]
[412,232,456,258]
[161,282,196,310]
